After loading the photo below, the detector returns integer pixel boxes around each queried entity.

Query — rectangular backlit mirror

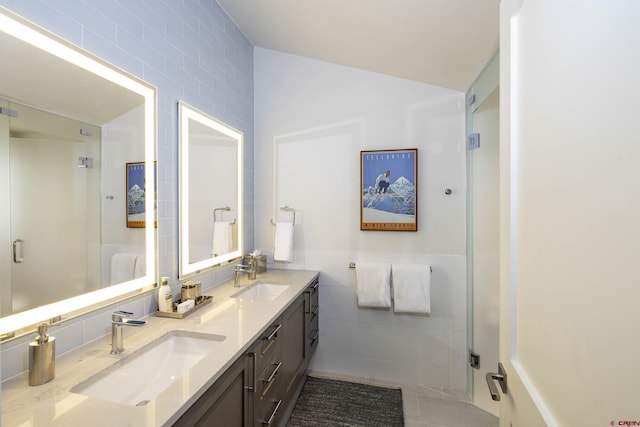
[0,7,157,337]
[179,101,243,277]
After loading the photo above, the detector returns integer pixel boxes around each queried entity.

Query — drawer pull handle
[265,324,281,341]
[306,281,319,293]
[312,306,319,316]
[262,361,282,384]
[310,330,319,341]
[262,399,282,425]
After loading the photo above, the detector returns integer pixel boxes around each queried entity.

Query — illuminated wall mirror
[0,7,157,338]
[179,101,243,277]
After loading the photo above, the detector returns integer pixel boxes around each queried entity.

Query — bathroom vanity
[1,270,319,427]
[174,275,319,426]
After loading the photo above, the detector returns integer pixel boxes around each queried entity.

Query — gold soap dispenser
[28,323,55,386]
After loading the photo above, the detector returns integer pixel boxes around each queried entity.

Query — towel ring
[349,262,432,273]
[270,206,296,225]
[213,206,236,225]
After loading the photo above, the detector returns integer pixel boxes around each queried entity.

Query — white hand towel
[212,221,232,257]
[274,222,294,262]
[110,253,137,285]
[355,262,392,308]
[392,263,431,314]
[133,254,146,278]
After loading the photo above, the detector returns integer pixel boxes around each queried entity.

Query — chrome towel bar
[270,205,296,225]
[213,206,236,224]
[349,262,432,273]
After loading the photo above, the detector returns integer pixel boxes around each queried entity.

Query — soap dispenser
[28,323,55,386]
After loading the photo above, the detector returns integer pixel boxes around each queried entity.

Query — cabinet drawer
[255,320,282,375]
[254,352,284,427]
[254,397,283,427]
[307,301,319,329]
[308,328,319,353]
[306,279,319,310]
[255,349,282,399]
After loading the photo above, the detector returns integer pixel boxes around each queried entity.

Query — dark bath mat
[287,376,404,427]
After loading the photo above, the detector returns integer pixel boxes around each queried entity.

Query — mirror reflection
[0,7,156,336]
[179,101,243,277]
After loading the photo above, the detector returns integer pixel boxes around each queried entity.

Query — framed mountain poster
[126,161,157,228]
[360,149,418,231]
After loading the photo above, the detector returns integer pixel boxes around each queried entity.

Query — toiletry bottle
[158,277,173,312]
[29,323,55,386]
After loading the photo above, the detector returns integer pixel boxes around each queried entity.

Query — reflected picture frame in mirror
[0,7,157,337]
[178,101,243,277]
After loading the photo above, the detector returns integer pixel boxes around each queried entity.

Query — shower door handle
[13,239,24,263]
[486,362,507,401]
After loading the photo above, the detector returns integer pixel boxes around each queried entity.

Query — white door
[498,0,640,425]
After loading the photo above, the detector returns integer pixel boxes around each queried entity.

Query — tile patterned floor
[403,389,499,427]
[309,372,499,427]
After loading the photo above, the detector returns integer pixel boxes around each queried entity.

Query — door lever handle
[486,362,507,401]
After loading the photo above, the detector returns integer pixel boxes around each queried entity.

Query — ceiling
[217,0,500,92]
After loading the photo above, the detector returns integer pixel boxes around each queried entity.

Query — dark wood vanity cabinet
[276,292,306,423]
[305,279,320,361]
[276,278,320,425]
[173,352,253,427]
[174,277,319,427]
[253,319,285,427]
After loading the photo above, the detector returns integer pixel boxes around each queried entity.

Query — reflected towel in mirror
[110,253,137,285]
[274,222,294,262]
[133,254,146,279]
[212,222,233,257]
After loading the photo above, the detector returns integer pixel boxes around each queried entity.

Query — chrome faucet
[111,311,147,355]
[234,261,256,287]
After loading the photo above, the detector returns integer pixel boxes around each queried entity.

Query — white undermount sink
[231,282,290,302]
[71,330,225,406]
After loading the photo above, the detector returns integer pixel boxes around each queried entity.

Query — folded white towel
[133,254,146,278]
[392,264,431,314]
[212,221,233,257]
[355,262,391,308]
[110,253,137,285]
[274,222,294,262]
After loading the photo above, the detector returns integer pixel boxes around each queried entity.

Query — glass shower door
[0,100,11,318]
[9,137,91,312]
[5,101,101,315]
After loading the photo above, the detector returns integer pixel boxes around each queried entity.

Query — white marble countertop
[1,269,319,427]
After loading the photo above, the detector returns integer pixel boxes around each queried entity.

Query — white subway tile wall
[254,48,467,391]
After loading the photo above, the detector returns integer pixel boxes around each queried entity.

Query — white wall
[188,140,238,261]
[254,48,468,390]
[101,106,146,285]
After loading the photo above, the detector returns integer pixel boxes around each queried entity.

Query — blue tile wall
[0,0,254,280]
[0,0,254,378]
